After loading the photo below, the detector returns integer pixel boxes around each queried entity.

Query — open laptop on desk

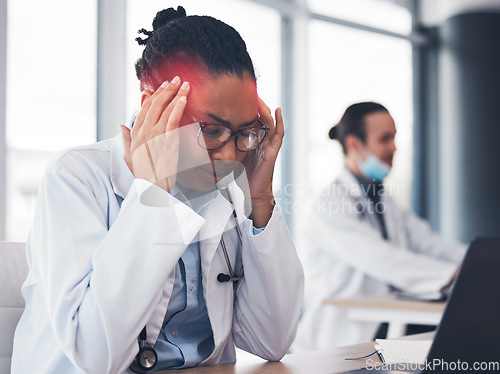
[347,237,500,374]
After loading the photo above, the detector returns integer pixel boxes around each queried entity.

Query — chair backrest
[0,242,28,374]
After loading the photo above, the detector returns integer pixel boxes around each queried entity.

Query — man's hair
[328,102,389,154]
[135,6,255,91]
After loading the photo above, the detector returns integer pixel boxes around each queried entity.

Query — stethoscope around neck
[130,191,244,372]
[217,208,244,282]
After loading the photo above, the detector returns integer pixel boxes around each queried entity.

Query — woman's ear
[141,90,153,106]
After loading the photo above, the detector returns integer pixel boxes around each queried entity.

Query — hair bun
[136,6,187,46]
[328,125,338,139]
[152,6,187,31]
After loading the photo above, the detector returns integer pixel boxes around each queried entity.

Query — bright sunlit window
[306,20,413,207]
[308,0,412,35]
[6,0,97,240]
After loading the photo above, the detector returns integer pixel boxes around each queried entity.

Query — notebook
[375,339,432,364]
[346,237,500,373]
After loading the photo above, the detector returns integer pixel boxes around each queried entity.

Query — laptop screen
[423,237,500,373]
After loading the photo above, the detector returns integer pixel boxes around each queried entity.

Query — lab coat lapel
[199,186,242,361]
[199,192,234,281]
[227,173,252,224]
[337,167,365,199]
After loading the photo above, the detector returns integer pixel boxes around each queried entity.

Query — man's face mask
[357,153,391,182]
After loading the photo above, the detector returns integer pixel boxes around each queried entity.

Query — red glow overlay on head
[141,58,209,92]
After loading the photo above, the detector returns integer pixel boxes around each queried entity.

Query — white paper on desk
[390,289,444,302]
[375,339,432,364]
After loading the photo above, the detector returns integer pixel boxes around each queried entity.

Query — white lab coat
[294,167,465,351]
[11,135,304,374]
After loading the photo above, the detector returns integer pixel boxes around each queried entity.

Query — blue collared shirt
[151,185,217,370]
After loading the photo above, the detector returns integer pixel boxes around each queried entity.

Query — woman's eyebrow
[204,112,259,128]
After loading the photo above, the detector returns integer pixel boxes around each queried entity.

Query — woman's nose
[210,138,238,161]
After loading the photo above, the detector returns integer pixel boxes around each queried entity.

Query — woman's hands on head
[243,97,284,228]
[121,76,190,192]
[120,74,285,228]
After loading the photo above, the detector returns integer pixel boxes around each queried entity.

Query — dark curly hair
[135,6,256,91]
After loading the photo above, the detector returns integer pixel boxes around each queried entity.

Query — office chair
[0,242,28,374]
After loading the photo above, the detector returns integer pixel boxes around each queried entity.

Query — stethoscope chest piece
[130,327,158,373]
[130,346,157,373]
[137,346,157,371]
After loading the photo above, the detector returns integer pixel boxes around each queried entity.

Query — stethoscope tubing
[219,187,244,282]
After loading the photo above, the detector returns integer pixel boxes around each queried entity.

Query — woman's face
[176,71,258,191]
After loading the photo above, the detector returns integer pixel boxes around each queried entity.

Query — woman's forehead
[187,72,258,125]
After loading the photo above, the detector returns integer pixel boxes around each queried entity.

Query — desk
[323,297,445,339]
[158,332,434,374]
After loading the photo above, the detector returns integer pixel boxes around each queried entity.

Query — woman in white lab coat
[294,102,465,351]
[12,7,303,373]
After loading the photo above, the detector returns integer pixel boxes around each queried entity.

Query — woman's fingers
[130,76,186,146]
[133,78,173,133]
[258,96,272,122]
[158,81,191,133]
[141,76,183,133]
[274,107,285,143]
[258,96,275,138]
[125,76,190,191]
[120,125,132,150]
[166,95,188,132]
[120,125,133,172]
[258,97,285,151]
[142,95,188,189]
[133,89,154,133]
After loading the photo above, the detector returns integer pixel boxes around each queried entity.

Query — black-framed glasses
[185,112,269,152]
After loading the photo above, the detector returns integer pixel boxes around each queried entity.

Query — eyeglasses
[184,112,269,152]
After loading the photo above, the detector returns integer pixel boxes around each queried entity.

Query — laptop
[347,237,500,373]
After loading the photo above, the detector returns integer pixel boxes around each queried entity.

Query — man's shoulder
[318,170,361,200]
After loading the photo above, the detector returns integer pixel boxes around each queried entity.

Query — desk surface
[159,332,434,374]
[323,297,445,312]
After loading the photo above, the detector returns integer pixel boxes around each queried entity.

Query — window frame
[1,0,7,240]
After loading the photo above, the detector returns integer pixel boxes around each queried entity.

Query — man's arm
[401,208,467,263]
[308,206,458,295]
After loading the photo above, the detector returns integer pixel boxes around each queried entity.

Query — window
[306,20,413,207]
[308,0,412,35]
[5,0,97,240]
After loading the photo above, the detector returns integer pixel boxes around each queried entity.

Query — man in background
[294,102,465,350]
